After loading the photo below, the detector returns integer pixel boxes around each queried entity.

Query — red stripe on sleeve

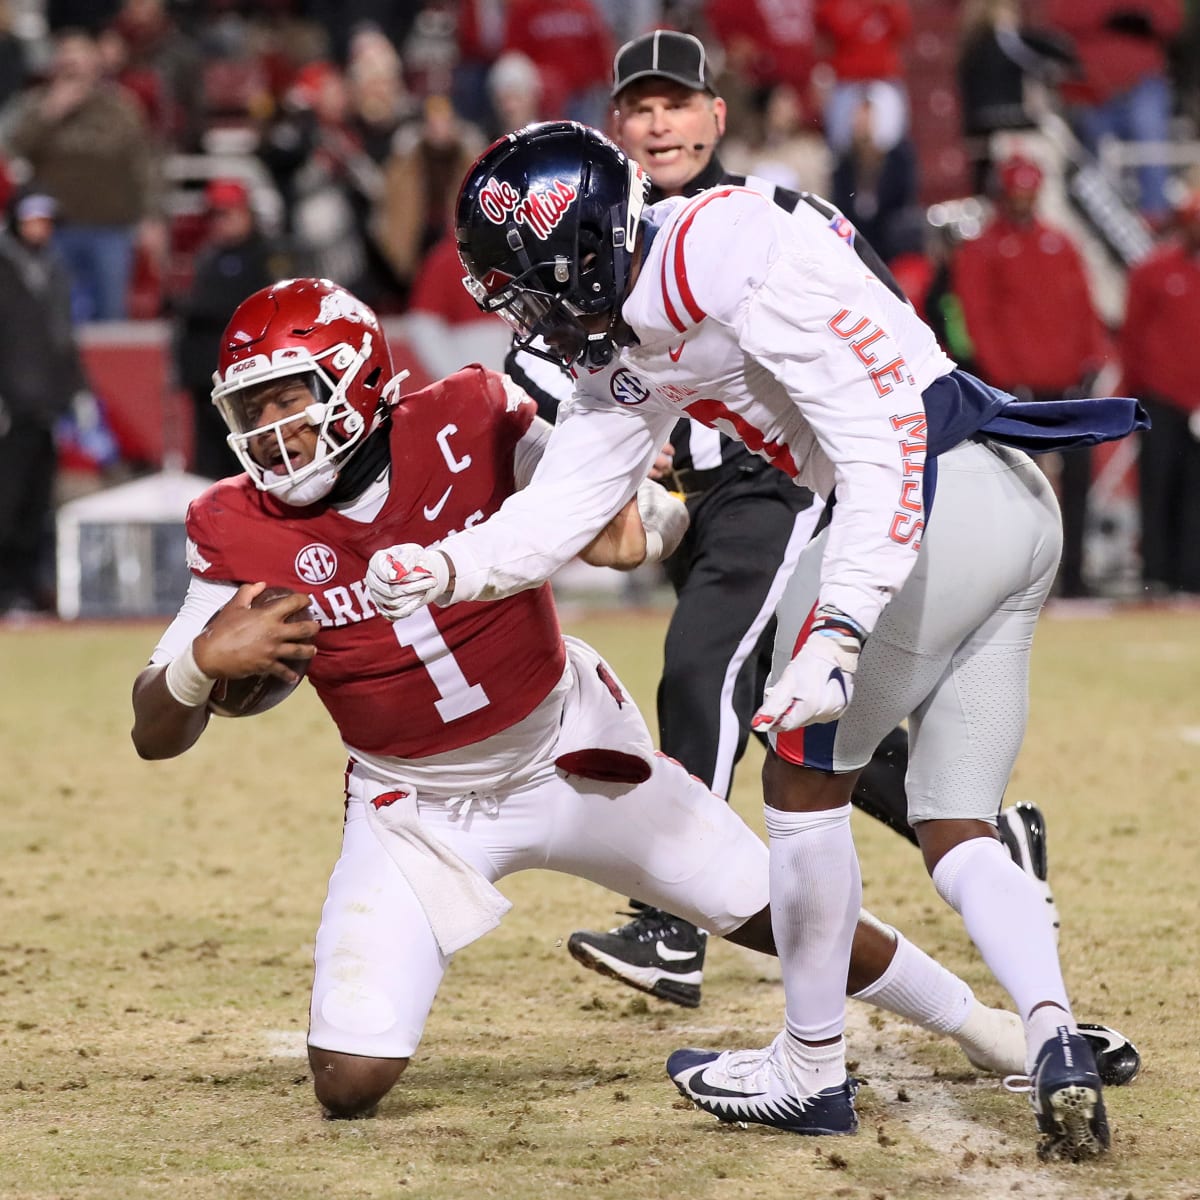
[658,188,740,331]
[659,232,685,332]
[673,189,739,325]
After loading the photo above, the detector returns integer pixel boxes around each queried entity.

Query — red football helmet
[211,278,405,503]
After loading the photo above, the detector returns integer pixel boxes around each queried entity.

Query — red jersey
[706,0,817,91]
[1120,240,1200,412]
[503,0,613,94]
[185,366,566,758]
[951,215,1111,394]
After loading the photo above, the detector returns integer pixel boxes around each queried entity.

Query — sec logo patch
[829,215,855,244]
[295,543,338,585]
[610,369,650,406]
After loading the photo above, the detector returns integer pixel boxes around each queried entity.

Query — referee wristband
[164,643,216,708]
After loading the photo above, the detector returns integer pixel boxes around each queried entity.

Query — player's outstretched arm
[131,583,319,759]
[578,478,689,570]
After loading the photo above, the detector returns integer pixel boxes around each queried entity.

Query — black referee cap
[611,30,718,99]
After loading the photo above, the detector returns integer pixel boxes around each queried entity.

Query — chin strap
[327,414,393,504]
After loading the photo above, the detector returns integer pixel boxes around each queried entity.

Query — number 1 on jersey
[391,608,490,722]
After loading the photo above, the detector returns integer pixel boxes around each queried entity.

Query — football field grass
[1,604,1197,1199]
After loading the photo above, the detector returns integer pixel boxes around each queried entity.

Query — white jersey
[442,186,957,634]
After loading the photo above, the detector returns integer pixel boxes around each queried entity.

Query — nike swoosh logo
[423,486,452,521]
[655,940,698,962]
[668,342,684,361]
[690,1072,767,1100]
[1079,1026,1124,1053]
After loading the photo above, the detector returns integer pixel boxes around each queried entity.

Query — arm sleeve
[3,95,43,160]
[148,575,238,665]
[439,394,678,604]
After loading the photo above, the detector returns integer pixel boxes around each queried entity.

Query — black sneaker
[998,802,1061,941]
[567,904,706,1008]
[1027,1026,1110,1161]
[1078,1022,1142,1087]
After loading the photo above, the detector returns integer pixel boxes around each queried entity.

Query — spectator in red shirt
[816,0,911,152]
[503,0,613,127]
[707,0,818,97]
[1120,187,1200,593]
[1044,0,1183,221]
[404,228,509,380]
[952,155,1113,596]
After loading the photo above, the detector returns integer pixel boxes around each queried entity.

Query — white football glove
[365,543,452,622]
[752,607,866,733]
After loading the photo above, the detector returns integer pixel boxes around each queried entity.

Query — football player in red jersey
[133,277,1075,1123]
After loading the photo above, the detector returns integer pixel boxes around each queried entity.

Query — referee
[507,30,1051,1007]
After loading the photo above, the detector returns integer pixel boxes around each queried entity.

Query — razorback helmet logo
[315,288,376,326]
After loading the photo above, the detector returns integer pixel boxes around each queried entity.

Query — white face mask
[215,344,372,498]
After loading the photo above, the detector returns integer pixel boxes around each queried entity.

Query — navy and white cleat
[1026,1027,1111,1162]
[998,802,1061,942]
[1078,1022,1141,1087]
[667,1036,858,1136]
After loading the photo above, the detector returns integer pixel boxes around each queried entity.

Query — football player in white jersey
[366,124,1148,1158]
[131,277,1057,1123]
[535,29,1066,1015]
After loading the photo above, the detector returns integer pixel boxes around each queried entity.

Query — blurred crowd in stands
[2,0,1200,615]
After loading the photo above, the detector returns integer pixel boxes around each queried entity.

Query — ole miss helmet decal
[477,174,579,241]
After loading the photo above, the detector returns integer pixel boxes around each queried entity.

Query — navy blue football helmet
[455,121,649,369]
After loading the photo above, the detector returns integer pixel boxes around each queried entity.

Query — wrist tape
[164,643,216,708]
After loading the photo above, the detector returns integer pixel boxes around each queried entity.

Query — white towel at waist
[348,763,512,957]
[344,637,656,956]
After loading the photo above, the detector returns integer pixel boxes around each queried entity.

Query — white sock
[764,802,860,1045]
[850,931,1027,1074]
[779,1032,846,1096]
[932,837,1074,1056]
[850,927,973,1032]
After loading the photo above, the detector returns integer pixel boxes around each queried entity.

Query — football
[206,587,314,718]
